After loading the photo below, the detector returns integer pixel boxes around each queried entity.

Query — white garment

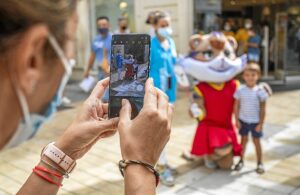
[161,39,170,51]
[234,85,268,123]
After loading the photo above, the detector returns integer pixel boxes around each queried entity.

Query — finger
[89,78,110,100]
[96,99,104,117]
[102,103,109,114]
[167,103,174,131]
[91,106,98,120]
[157,88,169,117]
[119,99,132,132]
[143,78,158,109]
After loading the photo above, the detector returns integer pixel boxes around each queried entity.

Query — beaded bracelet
[118,160,160,186]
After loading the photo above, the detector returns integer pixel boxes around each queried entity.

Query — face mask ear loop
[15,87,32,128]
[47,34,72,76]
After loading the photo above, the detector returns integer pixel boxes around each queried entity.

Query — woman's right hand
[118,78,173,166]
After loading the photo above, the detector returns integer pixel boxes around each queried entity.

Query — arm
[234,99,241,129]
[83,51,96,78]
[247,42,259,48]
[17,79,119,195]
[256,101,266,132]
[118,79,173,195]
[124,165,156,195]
[189,87,206,120]
[17,157,64,195]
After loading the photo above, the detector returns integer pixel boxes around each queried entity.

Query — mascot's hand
[189,103,204,120]
[259,82,273,97]
[174,65,190,89]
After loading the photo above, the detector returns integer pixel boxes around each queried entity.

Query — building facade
[74,0,300,82]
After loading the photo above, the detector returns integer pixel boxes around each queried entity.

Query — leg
[253,137,265,174]
[234,135,248,171]
[214,144,232,159]
[156,149,175,187]
[240,135,248,161]
[217,152,233,169]
[252,138,262,164]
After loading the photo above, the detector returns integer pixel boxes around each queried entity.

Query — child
[234,63,269,174]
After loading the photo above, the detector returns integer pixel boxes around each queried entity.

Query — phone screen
[108,34,151,119]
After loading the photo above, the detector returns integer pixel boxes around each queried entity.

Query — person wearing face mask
[0,1,173,194]
[149,11,177,187]
[222,21,235,37]
[114,16,130,34]
[236,19,253,56]
[83,16,112,102]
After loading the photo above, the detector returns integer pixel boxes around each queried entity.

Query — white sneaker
[204,156,217,169]
[61,96,71,106]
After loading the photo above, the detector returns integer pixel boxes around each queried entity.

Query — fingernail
[122,99,127,106]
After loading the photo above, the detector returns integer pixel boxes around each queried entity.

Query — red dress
[191,80,242,156]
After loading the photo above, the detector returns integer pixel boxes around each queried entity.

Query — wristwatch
[41,142,76,174]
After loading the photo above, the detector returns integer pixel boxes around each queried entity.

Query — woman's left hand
[55,78,119,160]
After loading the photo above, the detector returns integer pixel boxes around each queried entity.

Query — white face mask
[224,25,231,31]
[4,34,74,149]
[157,27,173,38]
[179,54,247,83]
[245,23,252,29]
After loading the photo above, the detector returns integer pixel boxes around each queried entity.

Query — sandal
[256,163,265,174]
[234,160,244,171]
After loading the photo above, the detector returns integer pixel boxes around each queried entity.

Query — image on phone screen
[108,34,150,119]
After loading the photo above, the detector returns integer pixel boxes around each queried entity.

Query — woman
[0,1,173,195]
[149,11,177,186]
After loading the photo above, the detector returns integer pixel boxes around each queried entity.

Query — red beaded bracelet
[33,167,63,187]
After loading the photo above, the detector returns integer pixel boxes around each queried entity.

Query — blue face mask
[4,34,74,149]
[98,28,109,35]
[157,27,173,38]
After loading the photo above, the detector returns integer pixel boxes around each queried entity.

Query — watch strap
[42,142,76,173]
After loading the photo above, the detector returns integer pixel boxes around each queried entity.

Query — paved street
[0,86,299,195]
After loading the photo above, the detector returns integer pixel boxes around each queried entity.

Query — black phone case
[108,34,151,119]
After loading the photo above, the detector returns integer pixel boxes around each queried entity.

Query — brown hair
[244,62,261,75]
[152,11,169,25]
[0,0,77,57]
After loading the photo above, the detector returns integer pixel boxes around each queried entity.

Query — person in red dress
[180,32,247,169]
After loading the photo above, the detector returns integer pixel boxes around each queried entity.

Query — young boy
[233,63,269,174]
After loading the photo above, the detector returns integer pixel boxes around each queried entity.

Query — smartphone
[108,34,151,119]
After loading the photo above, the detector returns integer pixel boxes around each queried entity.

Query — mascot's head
[180,32,247,83]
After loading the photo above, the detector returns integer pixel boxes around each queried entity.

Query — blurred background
[74,0,300,85]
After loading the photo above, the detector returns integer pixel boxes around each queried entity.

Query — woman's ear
[14,24,49,96]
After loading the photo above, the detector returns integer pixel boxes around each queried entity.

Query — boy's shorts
[239,120,263,138]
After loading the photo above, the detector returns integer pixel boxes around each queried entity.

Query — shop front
[193,0,300,82]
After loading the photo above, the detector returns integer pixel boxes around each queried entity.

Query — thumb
[119,99,132,127]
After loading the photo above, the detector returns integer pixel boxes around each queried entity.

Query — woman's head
[0,0,77,145]
[152,11,172,39]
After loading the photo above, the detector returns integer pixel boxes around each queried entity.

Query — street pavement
[0,85,299,195]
